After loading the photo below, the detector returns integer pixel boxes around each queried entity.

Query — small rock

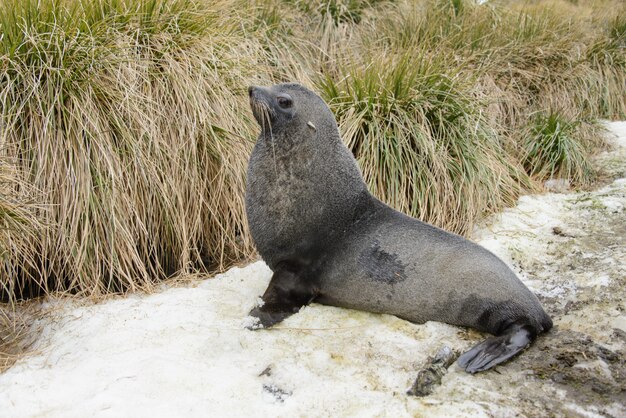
[552,226,576,237]
[596,346,619,363]
[263,384,292,402]
[259,366,272,377]
[407,346,459,397]
[612,328,626,341]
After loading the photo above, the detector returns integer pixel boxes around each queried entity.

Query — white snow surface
[1,122,625,417]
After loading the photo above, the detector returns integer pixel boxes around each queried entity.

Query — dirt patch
[518,126,626,415]
[529,329,625,406]
[443,122,626,417]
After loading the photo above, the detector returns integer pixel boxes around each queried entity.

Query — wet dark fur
[246,83,552,373]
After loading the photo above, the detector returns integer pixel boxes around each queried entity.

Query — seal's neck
[257,122,338,157]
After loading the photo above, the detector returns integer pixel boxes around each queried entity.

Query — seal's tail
[457,322,539,373]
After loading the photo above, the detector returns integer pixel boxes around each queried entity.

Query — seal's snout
[248,85,274,128]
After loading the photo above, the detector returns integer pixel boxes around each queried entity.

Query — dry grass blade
[0,305,35,372]
[0,161,44,300]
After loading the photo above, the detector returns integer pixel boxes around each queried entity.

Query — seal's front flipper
[247,307,291,329]
[457,323,534,373]
[247,262,318,330]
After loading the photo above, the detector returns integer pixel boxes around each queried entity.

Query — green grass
[0,0,624,305]
[319,52,530,232]
[523,112,593,184]
[286,0,389,25]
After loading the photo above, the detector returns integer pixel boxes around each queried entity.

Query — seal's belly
[315,215,533,327]
[316,259,452,325]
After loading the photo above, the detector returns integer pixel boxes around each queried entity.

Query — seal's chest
[249,166,307,220]
[256,152,319,201]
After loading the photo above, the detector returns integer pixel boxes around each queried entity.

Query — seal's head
[248,83,337,143]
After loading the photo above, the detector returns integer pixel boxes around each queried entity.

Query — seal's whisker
[252,99,274,139]
[269,121,277,176]
[255,104,276,175]
[257,103,277,175]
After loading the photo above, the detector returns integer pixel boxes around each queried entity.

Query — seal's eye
[277,95,293,109]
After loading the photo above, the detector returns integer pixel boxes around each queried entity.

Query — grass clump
[320,53,529,233]
[522,112,592,185]
[288,0,387,24]
[0,165,42,369]
[0,0,270,299]
[0,164,43,300]
[359,0,624,180]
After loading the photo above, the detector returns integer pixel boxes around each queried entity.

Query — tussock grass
[356,0,624,180]
[522,112,593,185]
[319,53,530,232]
[0,0,275,298]
[0,164,43,300]
[287,0,388,25]
[0,158,42,368]
[0,0,623,301]
[0,304,35,372]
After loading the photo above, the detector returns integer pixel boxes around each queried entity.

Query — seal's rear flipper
[457,324,534,373]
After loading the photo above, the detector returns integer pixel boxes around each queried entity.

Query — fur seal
[246,83,552,373]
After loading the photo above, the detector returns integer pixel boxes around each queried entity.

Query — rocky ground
[0,122,624,417]
[436,121,626,417]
